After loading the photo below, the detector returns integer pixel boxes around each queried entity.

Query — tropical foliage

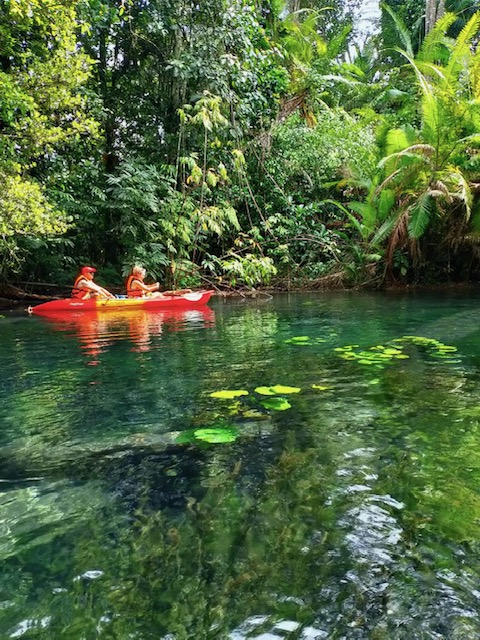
[1,0,480,289]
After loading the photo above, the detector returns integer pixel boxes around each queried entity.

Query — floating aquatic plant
[312,384,331,391]
[176,426,239,444]
[284,335,333,345]
[255,385,301,395]
[393,336,459,361]
[210,389,249,399]
[193,428,238,443]
[260,397,291,411]
[335,344,408,368]
[335,336,460,370]
[284,336,310,344]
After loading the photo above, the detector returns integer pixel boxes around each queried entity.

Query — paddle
[162,288,193,296]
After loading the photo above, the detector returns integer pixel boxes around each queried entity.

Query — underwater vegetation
[176,336,460,445]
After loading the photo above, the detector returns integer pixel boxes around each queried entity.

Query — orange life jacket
[126,274,144,297]
[72,275,91,299]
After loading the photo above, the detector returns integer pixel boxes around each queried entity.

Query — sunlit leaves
[0,175,66,238]
[0,0,97,271]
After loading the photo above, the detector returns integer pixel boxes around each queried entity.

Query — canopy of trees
[1,0,480,290]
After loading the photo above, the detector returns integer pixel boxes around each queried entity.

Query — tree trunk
[425,0,446,34]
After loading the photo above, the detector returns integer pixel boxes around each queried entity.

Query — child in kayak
[72,266,116,300]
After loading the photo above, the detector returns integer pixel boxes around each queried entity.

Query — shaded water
[1,291,480,639]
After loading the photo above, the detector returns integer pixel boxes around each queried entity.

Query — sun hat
[81,266,96,275]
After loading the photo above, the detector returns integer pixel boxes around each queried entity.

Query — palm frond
[418,12,457,64]
[415,61,447,83]
[380,3,413,57]
[428,179,453,202]
[445,11,480,86]
[377,189,396,222]
[472,41,480,98]
[315,74,363,87]
[377,150,431,171]
[374,167,405,193]
[403,144,436,156]
[385,128,410,155]
[394,49,439,142]
[408,193,435,239]
[460,233,480,244]
[347,202,377,237]
[450,170,473,219]
[371,212,398,246]
[386,211,410,268]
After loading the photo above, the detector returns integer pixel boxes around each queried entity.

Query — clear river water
[1,291,480,639]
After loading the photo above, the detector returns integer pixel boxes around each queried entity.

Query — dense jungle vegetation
[1,0,480,292]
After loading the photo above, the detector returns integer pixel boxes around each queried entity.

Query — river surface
[1,291,480,639]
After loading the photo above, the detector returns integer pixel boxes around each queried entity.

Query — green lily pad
[255,385,301,395]
[193,428,239,443]
[260,397,291,411]
[254,386,277,395]
[210,389,249,399]
[312,384,331,391]
[284,336,311,345]
[270,385,301,394]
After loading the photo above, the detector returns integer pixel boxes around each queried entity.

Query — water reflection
[36,307,215,363]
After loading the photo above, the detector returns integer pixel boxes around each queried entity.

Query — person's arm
[97,285,116,299]
[81,280,115,299]
[132,279,159,293]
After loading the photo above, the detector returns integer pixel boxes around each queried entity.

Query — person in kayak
[72,266,116,300]
[126,265,163,298]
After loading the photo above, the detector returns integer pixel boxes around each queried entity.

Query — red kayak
[30,290,214,315]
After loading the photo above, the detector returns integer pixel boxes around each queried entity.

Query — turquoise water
[1,291,480,638]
